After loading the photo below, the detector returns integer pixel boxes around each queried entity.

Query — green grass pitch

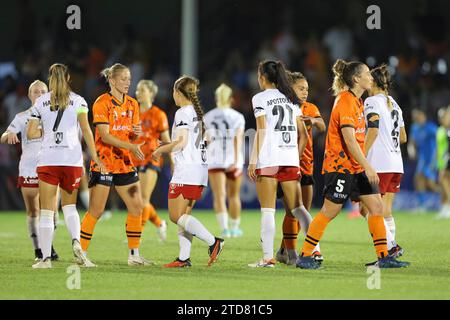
[1,209,449,299]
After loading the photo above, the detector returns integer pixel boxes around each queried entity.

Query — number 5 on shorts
[335,179,345,193]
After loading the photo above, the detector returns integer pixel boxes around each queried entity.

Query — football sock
[368,215,389,259]
[178,228,193,261]
[281,213,299,250]
[301,212,331,257]
[148,204,162,227]
[216,212,229,231]
[27,216,40,250]
[126,213,142,250]
[129,248,139,257]
[38,210,54,260]
[62,204,81,242]
[384,216,396,241]
[384,219,396,250]
[229,217,240,231]
[141,205,151,228]
[177,214,215,246]
[261,208,276,260]
[80,212,98,251]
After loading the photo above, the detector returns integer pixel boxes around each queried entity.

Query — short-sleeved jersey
[322,91,365,174]
[204,107,245,170]
[170,105,208,186]
[90,93,140,174]
[252,88,301,169]
[30,91,88,167]
[300,101,322,175]
[409,121,438,164]
[131,105,169,167]
[7,108,42,177]
[364,94,405,173]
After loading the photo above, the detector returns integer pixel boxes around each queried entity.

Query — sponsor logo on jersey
[54,132,64,144]
[176,121,188,127]
[112,125,130,131]
[254,107,265,113]
[282,132,291,144]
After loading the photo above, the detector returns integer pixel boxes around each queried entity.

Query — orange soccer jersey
[90,93,140,174]
[131,105,169,167]
[300,101,322,176]
[322,91,365,175]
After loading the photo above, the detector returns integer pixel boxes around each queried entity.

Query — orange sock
[141,205,151,228]
[281,214,300,250]
[80,212,98,251]
[301,212,331,257]
[368,215,388,259]
[126,213,142,249]
[147,204,162,227]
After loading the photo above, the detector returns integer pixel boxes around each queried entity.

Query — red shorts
[255,166,300,182]
[17,176,39,188]
[168,183,204,200]
[37,166,83,192]
[378,173,403,194]
[208,168,243,180]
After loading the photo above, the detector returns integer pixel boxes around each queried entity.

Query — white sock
[291,206,321,252]
[27,216,40,250]
[229,218,240,231]
[178,228,193,261]
[129,248,139,256]
[384,219,396,250]
[384,216,396,241]
[80,189,90,210]
[53,211,59,229]
[38,210,54,259]
[177,214,215,246]
[261,208,276,260]
[216,212,229,231]
[62,204,81,242]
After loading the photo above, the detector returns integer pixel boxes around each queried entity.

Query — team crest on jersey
[282,132,291,144]
[54,132,64,144]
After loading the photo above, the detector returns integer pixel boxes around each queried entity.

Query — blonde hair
[101,63,129,86]
[48,63,71,111]
[215,83,233,108]
[28,80,48,96]
[331,59,365,96]
[137,79,158,97]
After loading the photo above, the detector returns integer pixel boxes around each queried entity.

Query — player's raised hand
[7,132,20,144]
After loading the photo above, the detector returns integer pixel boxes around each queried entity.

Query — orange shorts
[255,166,300,182]
[208,168,243,180]
[168,183,204,200]
[37,166,83,192]
[17,176,39,188]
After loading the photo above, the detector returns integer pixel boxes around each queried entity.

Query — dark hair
[371,63,394,110]
[259,60,300,105]
[332,59,365,96]
[174,75,205,134]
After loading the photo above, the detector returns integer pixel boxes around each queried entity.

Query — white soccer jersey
[204,107,245,170]
[252,88,301,169]
[364,94,404,173]
[30,91,88,168]
[6,108,42,177]
[170,105,208,186]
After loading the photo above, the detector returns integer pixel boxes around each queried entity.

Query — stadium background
[0,0,448,211]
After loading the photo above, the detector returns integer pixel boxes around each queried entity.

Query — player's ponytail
[258,60,300,105]
[48,63,71,111]
[175,75,205,135]
[215,83,233,108]
[371,63,393,111]
[332,59,365,96]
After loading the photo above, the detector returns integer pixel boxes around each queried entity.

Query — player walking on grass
[362,64,407,258]
[152,76,224,268]
[133,79,170,241]
[247,60,309,268]
[204,83,245,238]
[296,59,410,269]
[436,106,450,219]
[79,63,153,267]
[27,64,105,269]
[1,80,59,262]
[276,71,325,266]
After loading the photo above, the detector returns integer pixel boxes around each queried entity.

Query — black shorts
[323,172,379,204]
[300,174,315,186]
[88,171,139,188]
[136,163,161,173]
